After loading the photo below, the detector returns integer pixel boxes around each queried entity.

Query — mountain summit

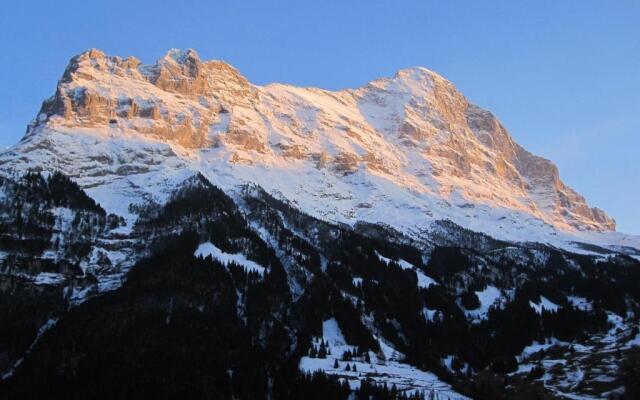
[1,49,639,399]
[0,49,627,249]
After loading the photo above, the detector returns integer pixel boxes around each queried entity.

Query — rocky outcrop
[466,104,616,231]
[33,48,258,150]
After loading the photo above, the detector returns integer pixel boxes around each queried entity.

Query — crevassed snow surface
[194,242,265,275]
[299,318,468,399]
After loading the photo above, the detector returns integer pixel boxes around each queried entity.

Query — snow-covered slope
[299,318,468,399]
[0,48,637,252]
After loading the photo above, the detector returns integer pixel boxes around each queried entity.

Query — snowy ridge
[0,48,636,255]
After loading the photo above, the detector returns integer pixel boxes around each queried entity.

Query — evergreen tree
[318,342,327,358]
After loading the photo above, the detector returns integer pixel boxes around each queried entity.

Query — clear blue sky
[1,1,638,233]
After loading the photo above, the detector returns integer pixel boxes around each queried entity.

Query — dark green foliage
[0,275,66,373]
[0,172,106,256]
[355,379,426,399]
[2,233,251,398]
[2,172,639,399]
[620,348,640,400]
[460,290,480,310]
[318,342,327,358]
[1,232,301,399]
[450,356,464,372]
[273,371,351,400]
[0,172,110,378]
[45,172,105,214]
[528,364,545,380]
[491,356,518,374]
[427,247,471,279]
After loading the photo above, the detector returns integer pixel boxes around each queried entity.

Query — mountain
[1,49,639,399]
[1,48,635,252]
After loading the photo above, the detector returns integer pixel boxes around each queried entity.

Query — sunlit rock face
[36,48,258,150]
[2,48,616,243]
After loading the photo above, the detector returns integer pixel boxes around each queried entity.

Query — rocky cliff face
[34,48,255,149]
[0,49,621,249]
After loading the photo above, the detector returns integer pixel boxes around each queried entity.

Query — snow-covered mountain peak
[383,65,444,88]
[2,48,634,253]
[162,48,201,64]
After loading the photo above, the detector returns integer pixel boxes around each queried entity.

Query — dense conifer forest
[1,172,639,399]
